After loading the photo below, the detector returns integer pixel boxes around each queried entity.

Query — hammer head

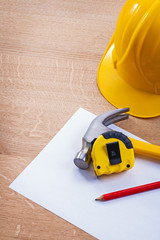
[74,138,91,169]
[74,108,130,170]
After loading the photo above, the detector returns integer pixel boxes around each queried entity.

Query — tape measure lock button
[106,141,122,165]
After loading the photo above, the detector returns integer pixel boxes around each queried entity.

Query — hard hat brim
[97,36,160,118]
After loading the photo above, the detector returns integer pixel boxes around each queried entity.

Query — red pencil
[95,181,160,201]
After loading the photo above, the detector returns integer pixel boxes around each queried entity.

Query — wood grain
[0,1,159,239]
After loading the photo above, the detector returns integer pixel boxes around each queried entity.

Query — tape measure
[91,131,134,176]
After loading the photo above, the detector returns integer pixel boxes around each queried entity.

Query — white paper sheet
[10,108,160,240]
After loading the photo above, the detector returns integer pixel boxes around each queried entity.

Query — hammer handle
[129,138,160,160]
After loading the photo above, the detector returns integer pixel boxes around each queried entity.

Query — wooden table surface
[0,1,160,239]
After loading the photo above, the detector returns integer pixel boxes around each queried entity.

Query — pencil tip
[95,196,103,201]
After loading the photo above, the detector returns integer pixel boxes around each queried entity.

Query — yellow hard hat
[97,0,160,118]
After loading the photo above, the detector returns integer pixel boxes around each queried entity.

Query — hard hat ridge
[112,0,160,94]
